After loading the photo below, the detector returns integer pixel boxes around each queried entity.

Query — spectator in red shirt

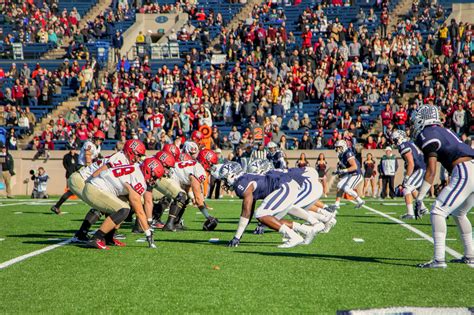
[394,106,408,131]
[364,136,378,149]
[380,103,393,134]
[76,123,89,141]
[302,25,312,49]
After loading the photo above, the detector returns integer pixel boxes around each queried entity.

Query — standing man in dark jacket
[112,30,124,63]
[0,142,15,198]
[50,145,80,214]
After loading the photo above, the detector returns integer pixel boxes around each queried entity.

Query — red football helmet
[124,139,146,163]
[93,130,106,143]
[140,157,165,185]
[155,151,176,169]
[162,144,180,161]
[180,152,193,161]
[191,130,203,142]
[197,149,218,171]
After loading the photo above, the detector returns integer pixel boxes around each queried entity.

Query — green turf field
[0,197,472,314]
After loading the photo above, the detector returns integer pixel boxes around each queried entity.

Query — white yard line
[355,202,463,259]
[0,239,71,270]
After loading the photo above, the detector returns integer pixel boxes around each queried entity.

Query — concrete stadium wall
[447,3,474,24]
[1,150,441,197]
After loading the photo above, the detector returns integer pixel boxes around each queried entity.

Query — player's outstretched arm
[126,184,156,248]
[228,184,255,247]
[403,151,415,179]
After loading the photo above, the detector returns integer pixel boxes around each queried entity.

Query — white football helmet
[219,162,244,190]
[267,141,278,153]
[390,129,409,146]
[335,140,348,154]
[247,159,274,174]
[182,141,199,158]
[411,105,441,139]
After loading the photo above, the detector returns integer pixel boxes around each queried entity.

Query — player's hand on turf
[414,199,428,220]
[146,230,157,248]
[227,237,240,247]
[253,224,265,235]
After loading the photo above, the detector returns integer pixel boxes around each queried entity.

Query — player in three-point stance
[412,105,474,268]
[333,140,364,209]
[391,129,427,219]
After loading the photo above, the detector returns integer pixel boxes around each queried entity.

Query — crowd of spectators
[0,0,472,153]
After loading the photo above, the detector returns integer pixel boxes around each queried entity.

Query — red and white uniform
[89,163,147,196]
[79,151,129,180]
[78,140,101,166]
[170,160,207,187]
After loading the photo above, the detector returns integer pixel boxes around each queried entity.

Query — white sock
[279,224,300,240]
[292,222,311,235]
[310,211,330,223]
[431,213,447,262]
[288,207,315,224]
[345,188,359,199]
[453,215,474,258]
[407,203,414,216]
[335,200,340,207]
[319,209,331,217]
[355,196,363,204]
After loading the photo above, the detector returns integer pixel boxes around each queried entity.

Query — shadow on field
[7,232,68,239]
[353,221,457,227]
[235,251,418,267]
[158,239,281,246]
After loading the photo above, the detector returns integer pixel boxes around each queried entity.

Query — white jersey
[170,160,207,187]
[89,163,147,196]
[78,140,101,166]
[79,151,129,180]
[182,141,199,157]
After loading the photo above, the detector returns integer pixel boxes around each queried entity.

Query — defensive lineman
[412,105,474,268]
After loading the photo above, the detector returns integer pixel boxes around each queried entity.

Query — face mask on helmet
[219,162,243,191]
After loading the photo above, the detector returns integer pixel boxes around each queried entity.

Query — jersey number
[177,160,197,168]
[112,166,135,177]
[133,183,145,194]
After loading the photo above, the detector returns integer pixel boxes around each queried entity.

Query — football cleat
[88,238,110,250]
[323,204,338,213]
[151,220,165,229]
[450,256,474,267]
[303,222,325,245]
[321,218,337,234]
[355,200,365,209]
[71,234,89,243]
[253,224,266,235]
[278,233,304,249]
[106,238,126,247]
[417,259,447,269]
[400,214,415,220]
[50,206,62,215]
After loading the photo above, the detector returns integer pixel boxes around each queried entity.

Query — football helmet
[140,157,165,186]
[390,129,409,146]
[411,105,441,139]
[267,141,278,153]
[93,130,106,144]
[197,149,218,171]
[155,151,176,169]
[183,141,199,158]
[191,130,203,142]
[219,162,244,190]
[247,159,274,174]
[162,144,181,161]
[179,152,193,161]
[335,140,348,154]
[123,139,146,163]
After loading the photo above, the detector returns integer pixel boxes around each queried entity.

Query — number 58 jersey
[170,160,207,187]
[88,163,147,196]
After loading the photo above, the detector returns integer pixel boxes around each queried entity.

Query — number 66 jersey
[88,163,147,196]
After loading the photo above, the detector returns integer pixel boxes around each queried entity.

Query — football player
[50,130,105,214]
[412,105,474,268]
[85,157,164,250]
[161,149,219,231]
[182,130,203,159]
[391,129,426,219]
[247,159,274,174]
[71,139,147,242]
[333,140,364,209]
[221,162,325,248]
[266,142,287,169]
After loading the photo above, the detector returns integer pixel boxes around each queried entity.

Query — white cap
[385,146,392,151]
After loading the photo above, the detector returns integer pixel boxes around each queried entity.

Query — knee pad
[176,192,189,209]
[110,208,131,225]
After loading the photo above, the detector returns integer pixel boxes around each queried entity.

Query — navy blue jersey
[233,172,293,200]
[267,150,287,169]
[398,141,426,171]
[415,125,474,172]
[338,150,361,175]
[267,167,306,185]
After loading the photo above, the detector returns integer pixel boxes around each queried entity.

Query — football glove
[146,230,157,248]
[253,224,266,235]
[227,237,240,247]
[414,199,428,220]
[402,176,409,186]
[203,216,219,231]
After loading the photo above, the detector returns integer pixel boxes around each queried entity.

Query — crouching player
[412,105,474,268]
[84,157,164,250]
[220,162,324,248]
[391,130,426,219]
[333,140,364,209]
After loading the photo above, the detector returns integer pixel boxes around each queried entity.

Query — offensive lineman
[412,105,474,268]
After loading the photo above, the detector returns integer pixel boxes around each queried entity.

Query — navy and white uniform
[233,172,300,219]
[267,150,287,169]
[416,125,474,217]
[398,141,426,194]
[336,149,363,192]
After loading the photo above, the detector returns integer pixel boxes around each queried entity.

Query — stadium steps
[210,0,266,51]
[387,0,413,31]
[41,0,113,60]
[18,97,81,148]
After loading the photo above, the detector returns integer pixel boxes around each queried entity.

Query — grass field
[0,197,473,314]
